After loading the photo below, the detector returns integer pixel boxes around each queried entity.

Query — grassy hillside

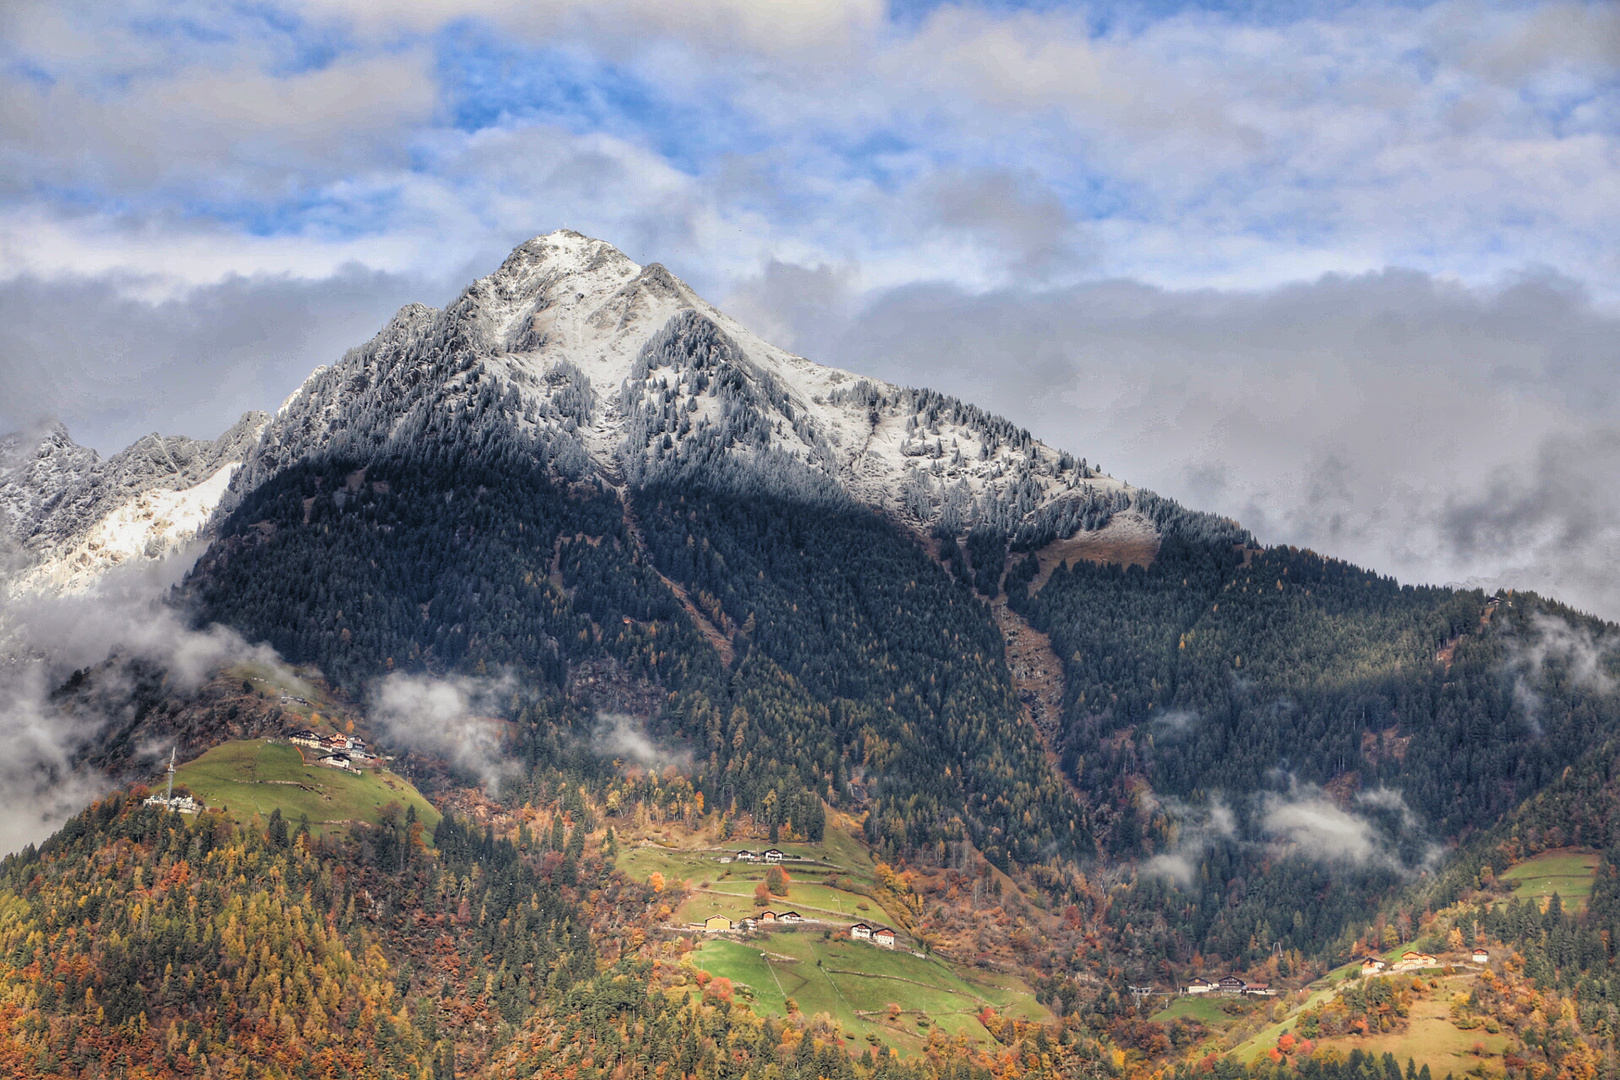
[616,812,903,931]
[1500,849,1600,910]
[173,738,440,840]
[673,856,893,926]
[614,811,1052,1056]
[1234,970,1509,1077]
[1151,995,1242,1027]
[691,929,1047,1055]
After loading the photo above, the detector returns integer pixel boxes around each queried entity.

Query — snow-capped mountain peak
[234,231,1160,550]
[9,231,1234,598]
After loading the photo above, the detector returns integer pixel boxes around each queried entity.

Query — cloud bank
[806,268,1620,621]
[590,711,688,771]
[1260,789,1382,865]
[0,663,110,858]
[1143,796,1235,886]
[0,266,449,453]
[369,672,521,793]
[1507,610,1619,734]
[4,0,1612,295]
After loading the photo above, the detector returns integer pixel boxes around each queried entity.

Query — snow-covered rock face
[244,229,1133,544]
[6,231,1237,595]
[0,413,269,595]
[6,228,1219,597]
[0,424,101,543]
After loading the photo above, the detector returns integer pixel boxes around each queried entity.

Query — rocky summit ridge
[238,230,1138,535]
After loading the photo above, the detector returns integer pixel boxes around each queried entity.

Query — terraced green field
[622,815,1042,1054]
[1151,994,1246,1026]
[1501,849,1601,909]
[616,837,899,930]
[680,880,884,925]
[692,929,1047,1054]
[173,739,440,840]
[817,822,880,876]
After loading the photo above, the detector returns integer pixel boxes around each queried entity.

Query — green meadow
[173,739,440,841]
[692,928,1047,1055]
[616,838,899,929]
[1152,994,1247,1027]
[1500,849,1601,910]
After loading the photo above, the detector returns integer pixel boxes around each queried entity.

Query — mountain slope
[2,230,1231,604]
[5,229,1620,1080]
[182,229,1242,868]
[0,424,99,541]
[8,229,1618,961]
[177,231,1616,877]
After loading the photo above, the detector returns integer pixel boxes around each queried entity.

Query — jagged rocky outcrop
[0,423,100,542]
[0,412,269,592]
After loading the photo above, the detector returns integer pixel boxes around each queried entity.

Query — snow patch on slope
[7,231,1245,603]
[1,414,269,597]
[0,425,101,541]
[13,463,239,594]
[452,231,1134,535]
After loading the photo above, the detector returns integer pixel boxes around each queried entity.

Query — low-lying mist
[0,553,295,855]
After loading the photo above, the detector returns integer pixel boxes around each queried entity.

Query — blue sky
[5,0,1613,294]
[1,0,1619,616]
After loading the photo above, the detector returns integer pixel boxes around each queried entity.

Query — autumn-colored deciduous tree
[765,865,790,895]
